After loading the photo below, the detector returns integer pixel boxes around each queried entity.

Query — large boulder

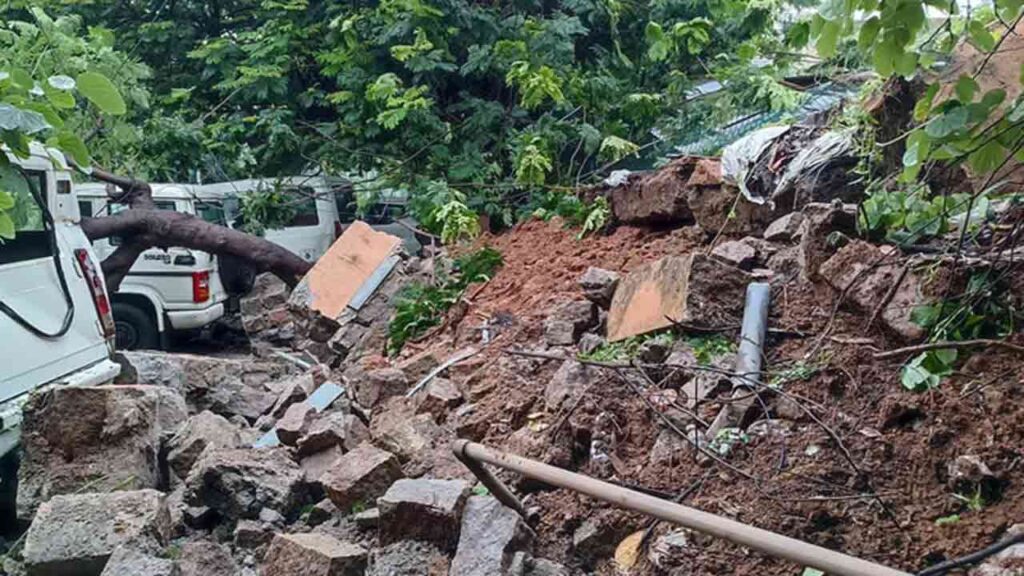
[17,385,186,520]
[321,443,403,512]
[450,496,533,576]
[606,254,750,341]
[262,533,367,576]
[166,411,245,481]
[116,351,298,421]
[377,478,470,551]
[23,490,171,576]
[608,156,701,225]
[184,448,306,522]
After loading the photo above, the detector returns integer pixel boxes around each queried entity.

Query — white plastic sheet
[721,126,790,204]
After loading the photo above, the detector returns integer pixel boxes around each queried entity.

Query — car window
[283,187,319,227]
[0,166,52,265]
[197,201,226,225]
[335,187,358,222]
[106,200,177,245]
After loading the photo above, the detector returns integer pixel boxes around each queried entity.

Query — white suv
[0,144,120,462]
[76,183,229,349]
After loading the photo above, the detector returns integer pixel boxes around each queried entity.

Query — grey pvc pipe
[453,440,911,576]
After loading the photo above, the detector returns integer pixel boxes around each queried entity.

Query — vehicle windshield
[0,165,51,265]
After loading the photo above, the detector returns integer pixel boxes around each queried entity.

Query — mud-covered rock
[321,443,403,512]
[17,385,186,520]
[798,201,858,280]
[608,156,703,226]
[23,490,170,576]
[377,478,471,551]
[262,533,367,576]
[450,496,533,576]
[185,448,306,522]
[544,301,598,346]
[117,351,298,421]
[710,240,757,269]
[413,378,463,422]
[763,212,804,242]
[819,240,927,340]
[545,360,596,412]
[167,411,245,481]
[366,541,450,576]
[577,267,621,309]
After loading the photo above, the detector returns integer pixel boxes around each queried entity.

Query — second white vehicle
[76,183,228,350]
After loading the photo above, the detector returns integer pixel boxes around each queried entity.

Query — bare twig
[873,339,1024,360]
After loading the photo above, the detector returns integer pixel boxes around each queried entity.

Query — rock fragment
[277,401,316,446]
[297,413,369,456]
[23,490,170,576]
[545,360,595,412]
[262,533,367,576]
[178,540,238,576]
[763,212,804,242]
[167,410,244,480]
[543,301,598,346]
[185,448,305,522]
[17,385,186,520]
[450,496,533,576]
[578,267,621,309]
[350,367,409,409]
[377,478,471,551]
[366,541,450,576]
[413,378,463,421]
[321,443,403,512]
[99,546,175,576]
[710,240,757,269]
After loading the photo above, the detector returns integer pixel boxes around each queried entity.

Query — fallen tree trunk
[78,168,311,292]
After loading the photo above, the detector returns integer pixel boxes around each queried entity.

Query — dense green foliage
[9,0,801,236]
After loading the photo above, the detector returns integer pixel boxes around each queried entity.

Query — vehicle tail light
[74,248,116,338]
[192,270,211,303]
[334,220,344,239]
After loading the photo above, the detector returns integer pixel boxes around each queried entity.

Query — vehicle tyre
[112,302,160,350]
[218,254,257,296]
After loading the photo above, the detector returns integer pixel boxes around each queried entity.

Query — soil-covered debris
[4,157,1024,576]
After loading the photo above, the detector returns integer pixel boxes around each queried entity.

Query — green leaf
[980,89,1007,110]
[925,106,969,139]
[0,103,50,134]
[0,190,14,211]
[56,131,91,167]
[802,568,825,576]
[816,20,841,58]
[75,72,127,115]
[915,83,940,122]
[895,51,918,77]
[0,212,14,240]
[932,347,958,366]
[43,83,76,109]
[968,139,1005,173]
[9,68,34,90]
[955,75,979,103]
[968,20,996,51]
[858,17,881,50]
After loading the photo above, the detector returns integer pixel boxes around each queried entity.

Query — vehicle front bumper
[166,302,225,331]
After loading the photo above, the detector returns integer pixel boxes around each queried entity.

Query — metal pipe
[706,281,771,439]
[452,440,911,576]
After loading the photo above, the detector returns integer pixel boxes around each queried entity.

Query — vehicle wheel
[112,302,160,350]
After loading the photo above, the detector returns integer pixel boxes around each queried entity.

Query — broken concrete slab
[262,533,367,576]
[23,490,171,576]
[710,240,757,270]
[578,267,620,309]
[117,351,298,421]
[99,546,175,576]
[543,301,598,346]
[167,410,245,481]
[321,443,403,512]
[607,254,751,341]
[178,540,238,576]
[288,221,402,326]
[819,240,928,340]
[17,385,187,520]
[185,448,306,522]
[366,541,450,576]
[450,496,533,576]
[377,478,471,551]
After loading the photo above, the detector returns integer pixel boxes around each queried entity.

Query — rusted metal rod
[452,440,911,576]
